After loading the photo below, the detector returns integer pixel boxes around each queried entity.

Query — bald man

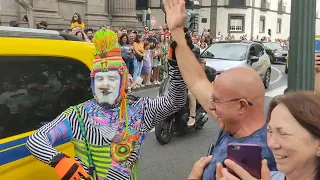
[161,1,276,179]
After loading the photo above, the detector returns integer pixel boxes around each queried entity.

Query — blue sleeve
[26,107,74,164]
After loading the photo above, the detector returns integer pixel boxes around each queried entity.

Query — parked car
[200,40,272,88]
[262,42,288,64]
[0,26,94,180]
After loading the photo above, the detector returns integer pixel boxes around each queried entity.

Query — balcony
[278,2,286,14]
[225,0,251,8]
[261,1,270,11]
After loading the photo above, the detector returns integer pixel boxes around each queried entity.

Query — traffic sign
[151,16,156,27]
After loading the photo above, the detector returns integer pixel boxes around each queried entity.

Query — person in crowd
[160,34,169,76]
[121,28,128,34]
[86,28,94,42]
[128,33,136,75]
[132,34,145,89]
[200,42,207,53]
[142,42,152,86]
[162,1,277,180]
[71,13,85,31]
[214,91,320,180]
[119,34,134,74]
[37,21,48,30]
[152,42,162,84]
[187,58,206,127]
[9,21,19,27]
[26,29,188,180]
[75,31,86,41]
[75,31,90,42]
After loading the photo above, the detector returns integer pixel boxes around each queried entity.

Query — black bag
[135,53,143,62]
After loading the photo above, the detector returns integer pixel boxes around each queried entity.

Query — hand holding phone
[226,143,262,179]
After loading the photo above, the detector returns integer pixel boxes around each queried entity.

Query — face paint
[94,71,121,105]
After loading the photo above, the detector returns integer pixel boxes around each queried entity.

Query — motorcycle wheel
[155,119,175,145]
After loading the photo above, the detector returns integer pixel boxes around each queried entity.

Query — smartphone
[227,143,262,179]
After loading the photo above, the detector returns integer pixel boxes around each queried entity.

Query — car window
[0,56,92,139]
[254,44,264,57]
[201,43,248,61]
[263,42,282,51]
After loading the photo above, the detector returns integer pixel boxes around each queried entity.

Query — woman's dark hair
[268,91,320,179]
[119,34,130,46]
[154,41,160,47]
[144,42,150,49]
[71,13,82,24]
[134,34,142,43]
[75,31,85,41]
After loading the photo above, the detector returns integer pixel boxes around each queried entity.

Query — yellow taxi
[0,26,95,179]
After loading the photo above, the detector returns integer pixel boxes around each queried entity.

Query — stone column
[0,0,20,26]
[85,0,110,29]
[110,0,142,30]
[32,0,62,29]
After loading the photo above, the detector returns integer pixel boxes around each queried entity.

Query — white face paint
[94,71,121,105]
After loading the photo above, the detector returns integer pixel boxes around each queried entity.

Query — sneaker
[145,82,152,86]
[156,81,161,84]
[187,117,195,127]
[140,84,145,87]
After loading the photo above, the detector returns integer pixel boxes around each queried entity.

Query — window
[259,16,265,33]
[228,15,245,33]
[277,18,282,33]
[254,44,265,57]
[229,0,246,6]
[0,56,92,139]
[201,43,249,61]
[136,0,148,10]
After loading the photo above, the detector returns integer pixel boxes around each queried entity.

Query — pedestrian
[142,42,152,85]
[71,13,84,31]
[162,1,277,180]
[152,42,162,84]
[132,34,145,89]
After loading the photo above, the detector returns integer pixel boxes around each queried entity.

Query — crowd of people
[6,4,320,180]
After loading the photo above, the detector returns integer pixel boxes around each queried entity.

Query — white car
[200,41,272,89]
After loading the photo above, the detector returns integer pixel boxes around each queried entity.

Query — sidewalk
[131,83,161,93]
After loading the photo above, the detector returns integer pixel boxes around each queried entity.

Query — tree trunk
[15,0,36,28]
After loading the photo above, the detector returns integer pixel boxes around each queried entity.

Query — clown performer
[26,29,189,180]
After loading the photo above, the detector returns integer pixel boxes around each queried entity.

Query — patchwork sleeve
[140,62,187,132]
[25,107,75,164]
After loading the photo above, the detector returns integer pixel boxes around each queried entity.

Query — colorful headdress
[91,29,129,121]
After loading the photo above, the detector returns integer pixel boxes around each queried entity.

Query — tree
[15,0,36,28]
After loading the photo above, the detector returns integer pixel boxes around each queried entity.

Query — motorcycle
[155,66,217,145]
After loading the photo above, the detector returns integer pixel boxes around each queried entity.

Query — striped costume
[26,30,187,180]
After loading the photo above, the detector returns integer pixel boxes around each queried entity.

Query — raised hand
[162,0,186,31]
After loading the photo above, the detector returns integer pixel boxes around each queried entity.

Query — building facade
[0,0,143,30]
[149,0,320,40]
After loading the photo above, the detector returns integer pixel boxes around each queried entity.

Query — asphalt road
[132,64,287,180]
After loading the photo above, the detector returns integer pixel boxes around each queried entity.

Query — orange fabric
[167,46,174,60]
[54,157,90,180]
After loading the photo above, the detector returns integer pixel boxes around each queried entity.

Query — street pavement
[131,64,287,180]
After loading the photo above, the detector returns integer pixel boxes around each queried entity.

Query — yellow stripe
[0,143,25,153]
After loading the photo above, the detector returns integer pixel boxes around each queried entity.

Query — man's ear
[238,99,249,115]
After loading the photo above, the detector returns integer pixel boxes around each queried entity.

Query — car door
[250,44,267,77]
[0,55,92,180]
